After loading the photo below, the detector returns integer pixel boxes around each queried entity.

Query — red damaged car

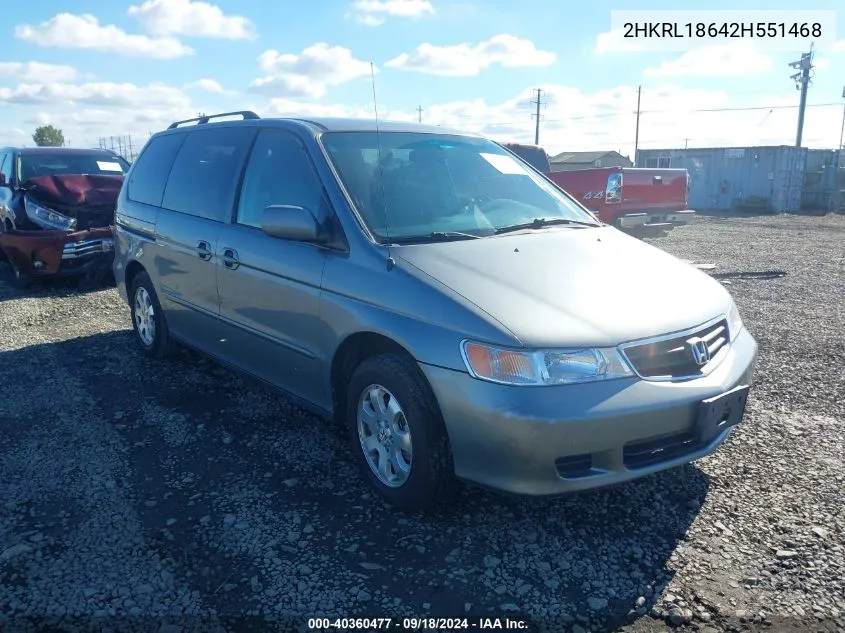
[0,146,129,286]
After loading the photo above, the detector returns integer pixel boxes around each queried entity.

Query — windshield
[18,152,130,182]
[320,132,597,242]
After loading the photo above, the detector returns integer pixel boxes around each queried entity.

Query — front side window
[237,130,324,228]
[321,132,596,242]
[18,152,130,182]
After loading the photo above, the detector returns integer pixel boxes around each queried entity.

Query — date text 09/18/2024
[622,22,822,39]
[307,617,530,630]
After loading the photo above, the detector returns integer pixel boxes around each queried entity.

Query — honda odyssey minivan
[113,111,758,510]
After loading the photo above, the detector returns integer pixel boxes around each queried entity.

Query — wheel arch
[124,260,147,293]
[330,331,431,424]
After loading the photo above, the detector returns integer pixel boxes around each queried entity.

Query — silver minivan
[113,112,758,510]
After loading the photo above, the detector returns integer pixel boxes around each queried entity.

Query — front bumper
[421,327,758,496]
[0,227,114,278]
[615,210,695,230]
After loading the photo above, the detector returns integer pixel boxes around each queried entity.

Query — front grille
[63,237,114,260]
[620,318,729,380]
[623,431,707,469]
[49,203,115,231]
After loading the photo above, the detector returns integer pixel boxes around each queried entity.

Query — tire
[129,271,173,358]
[6,259,32,288]
[345,353,458,511]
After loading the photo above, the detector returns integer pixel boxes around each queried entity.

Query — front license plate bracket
[696,384,750,442]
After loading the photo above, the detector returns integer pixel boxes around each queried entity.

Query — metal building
[635,146,807,213]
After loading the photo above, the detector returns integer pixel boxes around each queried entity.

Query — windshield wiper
[392,231,482,244]
[494,217,600,235]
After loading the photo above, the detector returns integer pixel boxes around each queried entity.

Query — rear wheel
[129,271,173,358]
[345,353,459,511]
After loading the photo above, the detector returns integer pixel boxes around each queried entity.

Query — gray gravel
[0,213,843,633]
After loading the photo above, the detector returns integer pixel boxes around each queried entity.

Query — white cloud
[14,106,192,149]
[347,0,434,26]
[249,43,373,99]
[0,62,78,84]
[0,81,191,109]
[385,34,556,76]
[0,127,29,147]
[812,57,831,71]
[184,78,230,94]
[14,13,193,59]
[264,99,373,120]
[4,78,844,156]
[644,42,772,77]
[128,0,256,39]
[594,28,647,54]
[241,82,845,153]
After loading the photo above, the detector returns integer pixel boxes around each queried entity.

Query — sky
[1,0,844,159]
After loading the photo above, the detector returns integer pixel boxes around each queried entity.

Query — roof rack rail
[167,110,261,130]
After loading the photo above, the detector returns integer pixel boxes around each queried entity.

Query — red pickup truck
[502,143,695,234]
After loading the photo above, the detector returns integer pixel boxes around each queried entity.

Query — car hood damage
[23,174,123,231]
[0,174,122,278]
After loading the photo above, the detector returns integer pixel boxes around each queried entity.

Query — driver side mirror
[261,204,327,243]
[0,173,7,186]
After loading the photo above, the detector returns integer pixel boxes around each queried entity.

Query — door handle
[222,247,240,270]
[195,240,212,261]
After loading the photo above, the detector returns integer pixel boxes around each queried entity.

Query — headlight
[727,302,743,341]
[461,341,634,386]
[24,197,77,231]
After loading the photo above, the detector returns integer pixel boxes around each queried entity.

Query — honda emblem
[686,337,710,366]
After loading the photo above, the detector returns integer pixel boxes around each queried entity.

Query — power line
[480,102,842,128]
[641,102,840,114]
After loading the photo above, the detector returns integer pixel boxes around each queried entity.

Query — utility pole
[417,106,423,123]
[837,86,845,214]
[789,47,814,147]
[531,88,544,145]
[633,86,641,165]
[684,138,689,149]
[838,86,845,150]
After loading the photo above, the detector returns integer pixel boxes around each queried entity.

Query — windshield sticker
[97,161,123,172]
[480,153,526,175]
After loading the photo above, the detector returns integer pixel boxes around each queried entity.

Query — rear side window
[127,134,185,207]
[162,126,255,222]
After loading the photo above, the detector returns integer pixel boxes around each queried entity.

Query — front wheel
[5,258,32,288]
[129,271,173,358]
[346,353,458,510]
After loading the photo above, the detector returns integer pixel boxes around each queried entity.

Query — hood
[25,174,124,207]
[394,226,732,348]
[25,174,123,230]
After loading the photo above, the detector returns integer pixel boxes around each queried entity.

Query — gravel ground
[0,213,843,633]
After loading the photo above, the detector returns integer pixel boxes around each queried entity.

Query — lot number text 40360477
[622,22,822,39]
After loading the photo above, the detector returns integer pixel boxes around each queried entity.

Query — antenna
[370,62,394,271]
